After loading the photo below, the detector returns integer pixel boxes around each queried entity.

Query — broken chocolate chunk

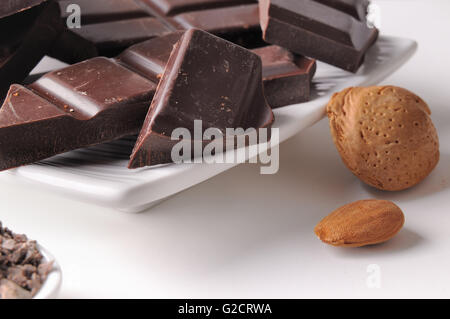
[0,0,63,97]
[128,29,273,168]
[252,45,316,108]
[168,3,264,48]
[259,0,378,72]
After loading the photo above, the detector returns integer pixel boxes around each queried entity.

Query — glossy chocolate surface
[74,17,171,56]
[49,28,98,64]
[141,0,253,16]
[59,0,149,24]
[53,0,171,59]
[129,29,273,168]
[260,0,378,72]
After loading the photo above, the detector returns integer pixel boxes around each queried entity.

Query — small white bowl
[33,245,62,299]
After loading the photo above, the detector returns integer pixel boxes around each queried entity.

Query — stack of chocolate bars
[0,0,378,170]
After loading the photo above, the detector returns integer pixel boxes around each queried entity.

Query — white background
[1,0,450,298]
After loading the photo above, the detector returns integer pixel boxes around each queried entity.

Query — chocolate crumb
[0,222,53,299]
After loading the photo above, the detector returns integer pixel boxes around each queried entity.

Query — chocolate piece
[52,0,263,63]
[59,0,149,24]
[141,0,264,48]
[259,0,378,72]
[0,57,157,171]
[141,0,253,16]
[73,17,172,56]
[0,29,273,170]
[169,4,264,48]
[117,31,184,83]
[0,1,62,97]
[53,0,171,58]
[129,29,273,168]
[49,28,99,64]
[0,222,53,298]
[313,0,369,21]
[252,45,316,108]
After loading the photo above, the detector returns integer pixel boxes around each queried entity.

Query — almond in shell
[327,86,439,191]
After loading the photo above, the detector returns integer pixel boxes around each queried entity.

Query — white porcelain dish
[4,36,417,213]
[33,245,62,299]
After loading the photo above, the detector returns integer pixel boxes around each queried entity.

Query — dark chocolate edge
[128,29,274,169]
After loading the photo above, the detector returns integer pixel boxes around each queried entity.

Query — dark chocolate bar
[0,57,157,171]
[252,45,316,108]
[259,0,378,72]
[52,0,171,59]
[0,0,62,97]
[169,3,264,48]
[74,17,172,56]
[49,28,98,64]
[141,0,264,48]
[59,0,149,24]
[128,29,273,169]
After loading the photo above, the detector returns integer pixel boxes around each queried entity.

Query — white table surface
[1,0,449,299]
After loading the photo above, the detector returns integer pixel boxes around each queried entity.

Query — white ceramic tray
[4,35,417,213]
